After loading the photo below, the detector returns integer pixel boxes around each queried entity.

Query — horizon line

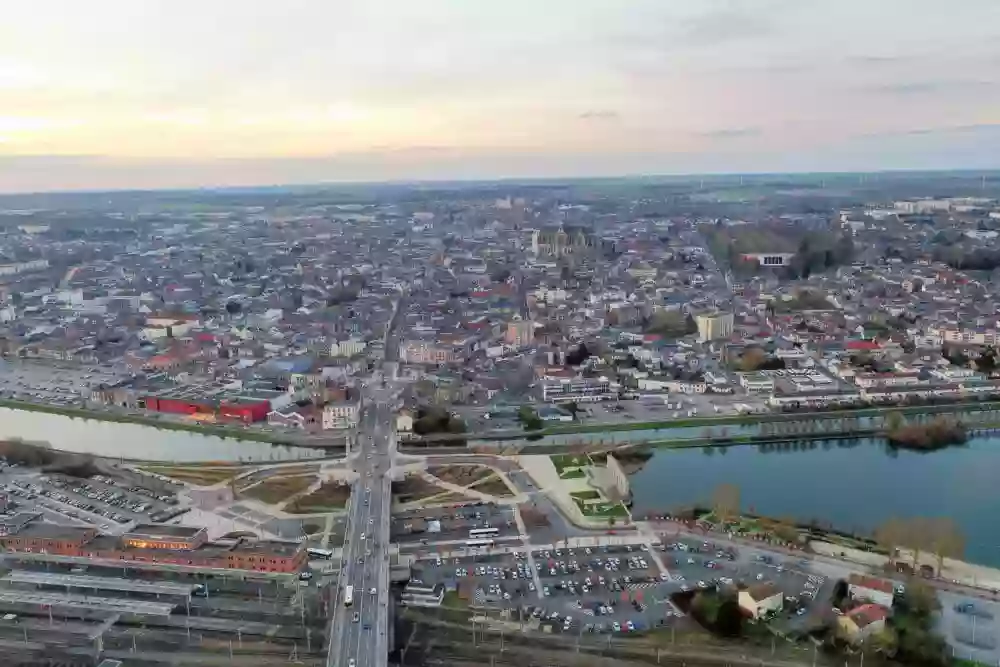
[1,166,999,199]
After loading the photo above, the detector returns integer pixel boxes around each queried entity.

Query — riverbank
[628,434,1000,568]
[0,406,327,463]
[420,399,1000,443]
[887,416,969,450]
[0,398,333,448]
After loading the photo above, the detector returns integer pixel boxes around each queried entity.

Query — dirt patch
[286,481,352,514]
[470,473,514,498]
[140,465,253,486]
[393,475,449,504]
[420,490,475,504]
[427,465,493,487]
[518,504,552,528]
[240,474,317,504]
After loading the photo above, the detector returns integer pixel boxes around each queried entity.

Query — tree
[711,484,740,524]
[928,517,964,576]
[645,310,697,338]
[565,343,591,366]
[868,626,899,657]
[739,347,766,370]
[715,595,744,637]
[516,406,543,431]
[875,517,905,565]
[772,516,800,543]
[899,579,940,618]
[906,517,932,569]
[885,411,905,432]
[976,346,998,372]
[832,579,849,608]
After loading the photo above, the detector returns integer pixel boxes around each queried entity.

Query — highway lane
[327,293,406,667]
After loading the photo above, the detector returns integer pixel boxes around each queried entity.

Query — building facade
[504,317,535,347]
[0,520,306,573]
[323,400,361,430]
[696,311,735,342]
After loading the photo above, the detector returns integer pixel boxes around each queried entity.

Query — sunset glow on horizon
[2,0,999,192]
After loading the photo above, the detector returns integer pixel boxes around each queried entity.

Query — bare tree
[928,517,965,576]
[874,517,905,566]
[711,483,741,524]
[906,517,932,569]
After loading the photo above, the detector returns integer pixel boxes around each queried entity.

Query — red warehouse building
[218,400,270,424]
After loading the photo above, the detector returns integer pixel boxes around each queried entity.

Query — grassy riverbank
[0,398,307,446]
[415,400,1000,443]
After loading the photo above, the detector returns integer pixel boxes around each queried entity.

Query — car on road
[955,602,994,619]
[352,612,360,622]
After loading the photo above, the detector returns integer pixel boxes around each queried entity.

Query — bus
[469,527,499,539]
[466,539,494,548]
[307,548,334,560]
[343,585,354,607]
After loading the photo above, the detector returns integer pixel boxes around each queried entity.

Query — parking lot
[0,358,131,406]
[1,462,182,532]
[937,594,1000,664]
[407,534,837,639]
[392,503,519,545]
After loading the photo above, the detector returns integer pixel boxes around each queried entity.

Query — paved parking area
[392,503,519,544]
[0,463,180,532]
[937,595,1000,664]
[407,533,842,639]
[0,359,130,405]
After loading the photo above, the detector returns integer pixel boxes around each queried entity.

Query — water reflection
[0,408,326,463]
[629,435,1000,567]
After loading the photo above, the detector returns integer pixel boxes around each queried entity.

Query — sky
[2,0,1000,192]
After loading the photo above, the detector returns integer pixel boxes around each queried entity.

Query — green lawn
[570,490,602,500]
[576,499,629,518]
[550,454,590,473]
[560,468,586,480]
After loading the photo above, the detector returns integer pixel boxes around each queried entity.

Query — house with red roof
[837,604,889,644]
[848,574,895,608]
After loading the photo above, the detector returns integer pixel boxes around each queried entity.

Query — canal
[0,408,326,463]
[629,436,1000,568]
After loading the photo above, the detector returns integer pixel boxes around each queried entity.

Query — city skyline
[2,0,999,192]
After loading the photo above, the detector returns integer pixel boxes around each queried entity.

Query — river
[629,436,1000,568]
[0,408,326,463]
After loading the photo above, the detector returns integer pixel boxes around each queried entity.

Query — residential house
[396,410,414,433]
[738,582,783,619]
[837,604,889,644]
[847,574,895,608]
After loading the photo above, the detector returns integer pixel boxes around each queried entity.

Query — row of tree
[874,516,965,576]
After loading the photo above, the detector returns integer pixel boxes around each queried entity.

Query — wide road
[327,294,406,667]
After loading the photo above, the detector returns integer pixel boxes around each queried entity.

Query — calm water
[629,437,1000,568]
[0,408,326,463]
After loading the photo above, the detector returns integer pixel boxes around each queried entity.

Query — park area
[139,464,254,486]
[239,473,317,504]
[286,480,351,514]
[550,453,590,479]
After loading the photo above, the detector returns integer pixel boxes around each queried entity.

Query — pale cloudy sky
[1,0,999,192]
